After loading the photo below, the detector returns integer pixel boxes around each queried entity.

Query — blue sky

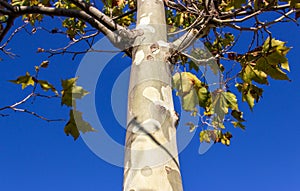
[0,14,300,191]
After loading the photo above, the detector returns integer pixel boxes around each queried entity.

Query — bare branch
[40,31,100,57]
[44,48,121,60]
[0,21,28,53]
[0,93,65,122]
[214,10,263,23]
[11,107,65,122]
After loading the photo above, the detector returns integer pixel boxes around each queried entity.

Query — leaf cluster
[9,61,95,140]
[172,37,290,146]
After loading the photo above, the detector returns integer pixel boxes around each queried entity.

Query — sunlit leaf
[40,60,49,68]
[64,109,96,140]
[198,86,210,108]
[236,83,263,110]
[61,77,89,107]
[9,72,35,89]
[182,87,198,111]
[38,80,58,95]
[255,58,289,80]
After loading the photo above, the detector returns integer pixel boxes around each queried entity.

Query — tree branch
[0,1,142,50]
[68,0,142,49]
[0,17,16,44]
[0,93,65,122]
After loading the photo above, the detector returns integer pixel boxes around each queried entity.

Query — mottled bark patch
[134,49,145,65]
[141,166,153,176]
[140,13,152,25]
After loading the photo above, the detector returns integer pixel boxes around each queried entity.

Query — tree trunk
[123,0,183,191]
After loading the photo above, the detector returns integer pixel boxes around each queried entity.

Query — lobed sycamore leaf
[64,109,96,140]
[61,77,89,107]
[236,83,263,110]
[241,64,268,85]
[172,72,202,111]
[9,72,35,89]
[255,58,289,80]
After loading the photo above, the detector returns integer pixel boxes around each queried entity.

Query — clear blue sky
[0,15,300,191]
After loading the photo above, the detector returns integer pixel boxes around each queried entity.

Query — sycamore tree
[0,0,299,190]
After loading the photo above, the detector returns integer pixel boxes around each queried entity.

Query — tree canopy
[0,0,299,145]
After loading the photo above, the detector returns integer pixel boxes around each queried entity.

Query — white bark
[123,0,183,190]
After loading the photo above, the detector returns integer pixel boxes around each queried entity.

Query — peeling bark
[123,0,183,190]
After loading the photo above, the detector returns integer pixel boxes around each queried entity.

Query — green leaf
[255,57,289,80]
[61,77,89,107]
[232,121,246,130]
[223,91,238,111]
[64,109,96,140]
[197,86,210,108]
[210,91,239,124]
[172,72,192,94]
[172,72,202,111]
[210,90,228,128]
[38,80,58,95]
[241,64,268,85]
[262,37,291,72]
[182,88,198,111]
[262,37,285,52]
[236,83,263,110]
[9,72,35,89]
[200,130,211,143]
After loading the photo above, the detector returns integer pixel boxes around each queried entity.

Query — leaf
[61,77,89,107]
[38,80,58,95]
[255,57,289,80]
[197,86,210,108]
[232,121,246,130]
[40,60,49,68]
[231,110,246,130]
[236,83,263,110]
[210,91,238,122]
[241,64,268,85]
[231,110,245,122]
[200,130,211,143]
[9,72,35,89]
[220,132,232,146]
[182,88,198,111]
[185,122,197,132]
[64,109,96,140]
[262,37,291,72]
[223,92,238,111]
[172,72,202,111]
[210,91,227,128]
